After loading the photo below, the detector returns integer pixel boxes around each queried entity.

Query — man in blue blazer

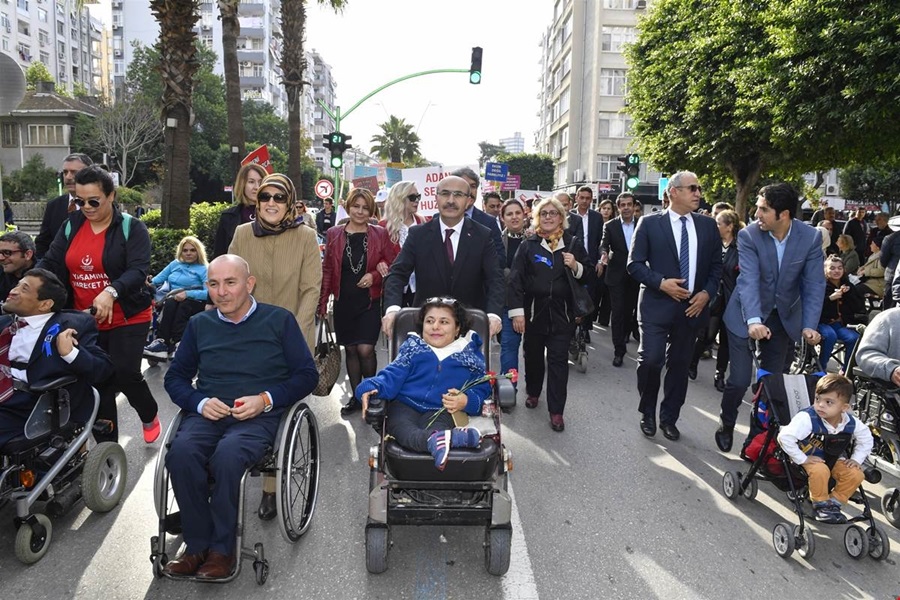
[627,172,722,441]
[716,183,825,452]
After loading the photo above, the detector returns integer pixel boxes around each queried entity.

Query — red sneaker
[143,415,161,443]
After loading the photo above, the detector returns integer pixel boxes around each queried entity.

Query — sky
[91,0,552,167]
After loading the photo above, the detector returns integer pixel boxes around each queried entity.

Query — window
[595,155,618,181]
[16,0,27,10]
[598,111,633,138]
[38,7,46,22]
[27,124,67,146]
[201,32,213,47]
[601,26,636,52]
[16,18,28,36]
[559,87,570,115]
[604,0,639,8]
[56,20,63,35]
[562,15,572,41]
[39,51,48,64]
[1,123,18,148]
[561,52,571,77]
[560,126,569,149]
[552,67,560,89]
[0,13,9,33]
[599,68,628,96]
[16,42,31,62]
[38,30,48,46]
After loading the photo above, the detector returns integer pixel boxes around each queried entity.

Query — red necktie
[67,199,77,213]
[0,325,14,403]
[444,228,455,266]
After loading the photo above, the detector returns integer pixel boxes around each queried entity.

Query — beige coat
[229,223,322,351]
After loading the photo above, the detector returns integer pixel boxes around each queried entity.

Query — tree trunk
[280,0,307,192]
[728,156,763,222]
[219,0,245,182]
[160,103,192,228]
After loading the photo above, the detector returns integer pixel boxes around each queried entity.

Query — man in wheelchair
[162,255,318,579]
[0,268,113,449]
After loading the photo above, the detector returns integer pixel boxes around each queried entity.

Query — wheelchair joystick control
[365,396,385,425]
[864,466,882,484]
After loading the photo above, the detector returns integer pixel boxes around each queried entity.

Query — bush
[149,227,191,275]
[1,154,58,201]
[116,186,144,206]
[190,202,230,255]
[140,208,161,228]
[143,202,230,272]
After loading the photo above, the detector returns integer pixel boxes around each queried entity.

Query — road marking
[502,481,539,600]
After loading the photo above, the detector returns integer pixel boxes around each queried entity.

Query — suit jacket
[567,209,604,264]
[35,194,70,259]
[627,211,722,326]
[470,206,505,270]
[599,216,637,287]
[0,310,113,422]
[383,217,504,316]
[723,219,825,342]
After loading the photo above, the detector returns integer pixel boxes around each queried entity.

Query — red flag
[241,145,273,174]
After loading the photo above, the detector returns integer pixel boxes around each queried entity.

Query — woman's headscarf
[252,173,302,237]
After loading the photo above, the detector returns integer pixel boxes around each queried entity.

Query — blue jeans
[817,322,859,372]
[500,310,522,385]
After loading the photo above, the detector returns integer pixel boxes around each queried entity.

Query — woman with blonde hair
[213,163,267,257]
[508,196,591,432]
[379,180,424,306]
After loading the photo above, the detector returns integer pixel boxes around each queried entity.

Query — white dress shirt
[667,210,697,291]
[10,313,78,382]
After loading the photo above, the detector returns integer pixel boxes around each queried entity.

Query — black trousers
[608,276,640,357]
[691,316,729,376]
[156,298,205,344]
[524,324,575,415]
[96,321,159,443]
[386,401,453,452]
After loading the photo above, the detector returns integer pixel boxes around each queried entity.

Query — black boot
[714,372,726,393]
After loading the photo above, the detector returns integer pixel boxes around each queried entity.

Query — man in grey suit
[716,183,825,452]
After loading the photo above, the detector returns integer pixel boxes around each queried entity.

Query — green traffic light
[331,156,343,169]
[469,72,481,84]
[626,176,640,190]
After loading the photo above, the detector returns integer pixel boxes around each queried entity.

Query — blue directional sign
[484,162,509,182]
[658,177,669,200]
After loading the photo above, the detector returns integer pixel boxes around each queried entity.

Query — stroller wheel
[722,471,741,500]
[772,522,795,558]
[881,489,900,528]
[792,525,815,559]
[844,525,869,559]
[576,352,587,373]
[741,477,758,501]
[867,525,891,561]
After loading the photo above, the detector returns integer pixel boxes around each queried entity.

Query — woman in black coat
[508,197,591,432]
[212,163,267,257]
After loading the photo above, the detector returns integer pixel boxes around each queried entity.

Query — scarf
[536,226,564,251]
[251,173,302,237]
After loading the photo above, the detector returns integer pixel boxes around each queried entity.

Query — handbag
[312,316,342,396]
[566,238,595,319]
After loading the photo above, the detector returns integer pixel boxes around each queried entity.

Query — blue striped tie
[679,216,690,289]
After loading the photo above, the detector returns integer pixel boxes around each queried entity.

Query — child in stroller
[777,374,873,524]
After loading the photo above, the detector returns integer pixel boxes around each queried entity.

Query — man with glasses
[627,171,722,442]
[451,167,505,269]
[716,182,825,453]
[382,175,504,338]
[0,231,36,302]
[35,153,93,259]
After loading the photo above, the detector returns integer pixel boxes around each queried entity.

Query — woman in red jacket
[319,188,398,416]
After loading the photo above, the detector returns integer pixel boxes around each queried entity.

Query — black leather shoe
[660,423,680,441]
[715,425,734,452]
[688,365,698,380]
[714,374,726,393]
[340,400,361,417]
[612,355,624,367]
[640,416,656,437]
[257,491,276,521]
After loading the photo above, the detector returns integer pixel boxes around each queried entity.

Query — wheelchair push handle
[163,285,205,301]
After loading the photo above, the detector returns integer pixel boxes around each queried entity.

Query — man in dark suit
[716,183,825,452]
[627,171,722,441]
[452,167,506,269]
[34,153,93,259]
[599,192,640,366]
[382,175,504,338]
[0,231,37,302]
[0,268,113,447]
[567,186,603,341]
[843,208,869,260]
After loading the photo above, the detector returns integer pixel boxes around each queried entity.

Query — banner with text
[400,164,480,218]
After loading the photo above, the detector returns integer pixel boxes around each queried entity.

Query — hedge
[142,202,230,274]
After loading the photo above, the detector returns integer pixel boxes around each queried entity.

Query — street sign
[658,177,669,200]
[484,162,509,182]
[315,179,334,199]
[500,175,521,191]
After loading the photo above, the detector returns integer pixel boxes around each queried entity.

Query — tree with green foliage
[495,152,554,192]
[478,142,504,169]
[24,62,54,91]
[0,154,58,201]
[840,163,900,215]
[370,115,421,164]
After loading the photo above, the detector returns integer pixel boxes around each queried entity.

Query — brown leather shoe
[196,551,236,579]
[525,395,539,409]
[550,414,565,432]
[163,550,208,576]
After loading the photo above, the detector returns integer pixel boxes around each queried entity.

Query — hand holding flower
[441,388,468,414]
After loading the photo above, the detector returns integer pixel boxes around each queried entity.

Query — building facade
[307,48,337,171]
[499,131,525,154]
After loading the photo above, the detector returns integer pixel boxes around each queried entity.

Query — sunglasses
[258,192,289,203]
[73,197,102,208]
[425,296,458,306]
[407,194,421,202]
[673,184,703,194]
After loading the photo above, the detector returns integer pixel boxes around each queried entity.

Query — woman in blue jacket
[144,235,209,359]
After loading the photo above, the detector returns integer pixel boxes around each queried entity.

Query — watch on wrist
[104,285,118,299]
[261,392,273,413]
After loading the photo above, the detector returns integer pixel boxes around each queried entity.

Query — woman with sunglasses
[38,165,161,445]
[508,197,590,432]
[379,181,424,306]
[212,163,267,258]
[319,188,397,416]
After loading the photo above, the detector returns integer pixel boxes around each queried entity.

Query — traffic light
[625,153,641,191]
[469,47,482,84]
[324,131,351,169]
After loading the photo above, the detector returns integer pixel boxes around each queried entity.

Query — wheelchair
[0,377,127,564]
[149,399,320,585]
[364,308,516,576]
[143,284,207,367]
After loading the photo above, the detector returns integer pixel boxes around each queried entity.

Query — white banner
[400,164,480,218]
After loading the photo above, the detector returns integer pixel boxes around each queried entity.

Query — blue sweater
[165,301,319,413]
[356,332,491,415]
[152,260,208,301]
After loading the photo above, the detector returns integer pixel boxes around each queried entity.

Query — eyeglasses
[406,194,421,202]
[425,296,458,306]
[436,190,470,200]
[258,192,288,203]
[539,210,561,218]
[673,184,703,194]
[73,197,102,208]
[0,249,24,258]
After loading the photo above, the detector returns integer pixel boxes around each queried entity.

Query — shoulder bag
[312,316,342,396]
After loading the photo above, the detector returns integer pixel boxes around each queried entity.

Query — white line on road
[502,480,539,600]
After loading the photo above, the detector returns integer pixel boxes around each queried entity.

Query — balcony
[236,49,264,63]
[239,75,265,87]
[238,1,264,16]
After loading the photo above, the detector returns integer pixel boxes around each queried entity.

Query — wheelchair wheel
[15,513,52,564]
[882,489,900,528]
[276,403,320,543]
[772,522,794,558]
[484,526,512,576]
[82,442,127,513]
[792,525,816,559]
[867,525,891,560]
[153,414,182,534]
[365,524,389,574]
[844,524,869,559]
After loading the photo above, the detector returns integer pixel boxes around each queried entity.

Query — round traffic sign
[315,179,334,200]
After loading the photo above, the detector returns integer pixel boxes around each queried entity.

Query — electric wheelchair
[149,398,320,585]
[364,308,516,576]
[0,377,127,564]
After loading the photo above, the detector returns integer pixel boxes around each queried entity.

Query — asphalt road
[1,325,898,599]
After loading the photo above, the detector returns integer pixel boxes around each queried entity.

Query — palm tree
[280,0,346,190]
[150,0,201,229]
[370,116,422,164]
[218,0,245,181]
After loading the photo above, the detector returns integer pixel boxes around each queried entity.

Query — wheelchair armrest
[365,396,386,427]
[29,375,79,393]
[496,378,516,409]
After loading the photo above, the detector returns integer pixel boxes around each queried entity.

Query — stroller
[143,284,206,366]
[720,347,889,561]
